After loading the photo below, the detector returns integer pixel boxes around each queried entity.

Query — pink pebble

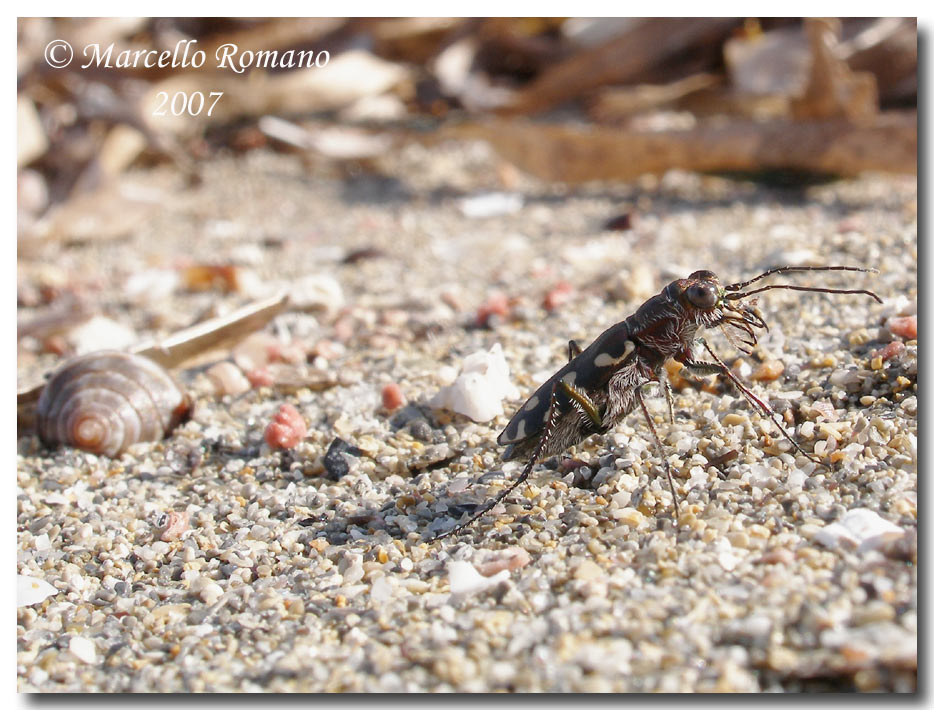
[887,315,916,340]
[159,511,190,542]
[476,292,510,327]
[246,367,274,388]
[543,281,574,312]
[874,340,906,361]
[381,383,405,411]
[474,548,532,576]
[264,403,307,449]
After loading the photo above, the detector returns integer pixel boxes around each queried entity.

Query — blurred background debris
[17,17,916,211]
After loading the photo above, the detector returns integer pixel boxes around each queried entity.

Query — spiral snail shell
[36,351,192,457]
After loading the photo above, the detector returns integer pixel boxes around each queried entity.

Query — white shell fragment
[68,636,98,664]
[814,508,905,551]
[447,560,510,596]
[289,273,345,314]
[67,316,137,354]
[429,343,519,422]
[123,269,180,304]
[459,192,524,219]
[17,575,58,607]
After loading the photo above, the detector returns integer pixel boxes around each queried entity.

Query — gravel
[17,139,916,692]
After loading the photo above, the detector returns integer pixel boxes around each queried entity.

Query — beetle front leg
[684,339,823,466]
[567,339,582,361]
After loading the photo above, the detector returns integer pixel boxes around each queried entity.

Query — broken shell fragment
[429,343,519,422]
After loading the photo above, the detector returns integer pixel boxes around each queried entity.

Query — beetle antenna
[726,284,882,303]
[724,265,879,292]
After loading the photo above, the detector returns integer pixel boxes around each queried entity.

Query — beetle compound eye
[687,283,718,309]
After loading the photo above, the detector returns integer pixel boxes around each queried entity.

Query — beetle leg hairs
[430,382,563,541]
[635,385,681,522]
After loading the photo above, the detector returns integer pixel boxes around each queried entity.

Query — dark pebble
[407,419,434,442]
[324,437,363,480]
[603,212,634,231]
[389,404,433,432]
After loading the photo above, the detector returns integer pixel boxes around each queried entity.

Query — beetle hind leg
[431,381,564,541]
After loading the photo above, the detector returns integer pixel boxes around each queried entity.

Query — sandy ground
[17,139,917,692]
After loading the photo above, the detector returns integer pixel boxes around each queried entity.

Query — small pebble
[68,637,97,665]
[448,560,509,596]
[323,437,363,480]
[17,575,58,607]
[474,548,532,577]
[874,340,906,361]
[207,361,251,396]
[542,281,574,312]
[751,360,784,381]
[573,559,604,582]
[264,403,307,449]
[475,292,510,327]
[246,367,274,388]
[381,383,405,411]
[289,273,345,314]
[603,212,634,231]
[886,315,916,340]
[459,192,523,219]
[370,576,393,603]
[814,508,905,550]
[158,511,190,542]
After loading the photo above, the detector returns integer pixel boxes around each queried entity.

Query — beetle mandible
[432,265,881,540]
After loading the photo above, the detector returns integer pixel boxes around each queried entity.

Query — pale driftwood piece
[17,292,289,412]
[588,74,721,122]
[499,18,738,117]
[133,292,289,369]
[449,113,916,183]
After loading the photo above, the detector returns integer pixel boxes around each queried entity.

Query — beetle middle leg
[635,385,681,522]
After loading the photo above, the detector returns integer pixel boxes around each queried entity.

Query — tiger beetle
[431,265,881,540]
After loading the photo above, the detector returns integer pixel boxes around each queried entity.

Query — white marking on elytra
[561,371,577,385]
[593,340,635,368]
[514,420,527,440]
[523,395,539,411]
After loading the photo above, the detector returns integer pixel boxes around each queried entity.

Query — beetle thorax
[629,293,718,359]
